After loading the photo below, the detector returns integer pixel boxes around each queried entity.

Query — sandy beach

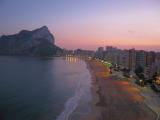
[84,60,157,120]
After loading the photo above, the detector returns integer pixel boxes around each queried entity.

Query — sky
[0,0,160,51]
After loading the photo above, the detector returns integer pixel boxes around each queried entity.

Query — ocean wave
[56,68,91,120]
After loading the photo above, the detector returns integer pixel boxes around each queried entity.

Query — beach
[84,59,157,120]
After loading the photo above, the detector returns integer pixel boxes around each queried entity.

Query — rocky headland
[0,26,61,56]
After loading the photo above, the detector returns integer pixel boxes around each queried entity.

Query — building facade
[129,49,136,71]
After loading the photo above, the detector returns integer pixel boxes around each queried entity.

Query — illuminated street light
[156,76,160,84]
[139,79,144,87]
[130,75,133,78]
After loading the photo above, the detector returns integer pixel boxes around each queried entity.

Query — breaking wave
[56,65,92,120]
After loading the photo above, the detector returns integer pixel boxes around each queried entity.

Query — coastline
[56,58,92,120]
[84,59,157,120]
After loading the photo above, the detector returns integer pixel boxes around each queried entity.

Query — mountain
[0,26,61,56]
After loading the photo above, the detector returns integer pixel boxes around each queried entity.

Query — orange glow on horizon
[52,10,160,51]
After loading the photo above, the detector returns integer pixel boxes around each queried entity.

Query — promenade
[84,60,157,120]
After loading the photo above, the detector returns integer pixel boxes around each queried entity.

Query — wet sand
[84,60,157,120]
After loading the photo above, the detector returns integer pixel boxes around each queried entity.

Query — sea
[0,56,92,120]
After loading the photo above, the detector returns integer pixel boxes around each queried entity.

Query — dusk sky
[0,0,160,51]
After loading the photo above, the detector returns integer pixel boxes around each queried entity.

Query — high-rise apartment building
[146,51,156,66]
[98,47,104,53]
[129,49,136,71]
[135,50,147,69]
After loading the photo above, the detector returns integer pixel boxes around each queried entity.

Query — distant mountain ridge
[0,26,61,56]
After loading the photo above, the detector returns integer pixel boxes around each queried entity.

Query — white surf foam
[56,64,92,120]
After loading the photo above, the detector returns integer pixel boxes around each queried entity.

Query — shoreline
[57,58,92,120]
[84,59,157,120]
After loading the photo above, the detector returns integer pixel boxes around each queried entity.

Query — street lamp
[156,76,160,84]
[139,79,144,86]
[130,74,133,78]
